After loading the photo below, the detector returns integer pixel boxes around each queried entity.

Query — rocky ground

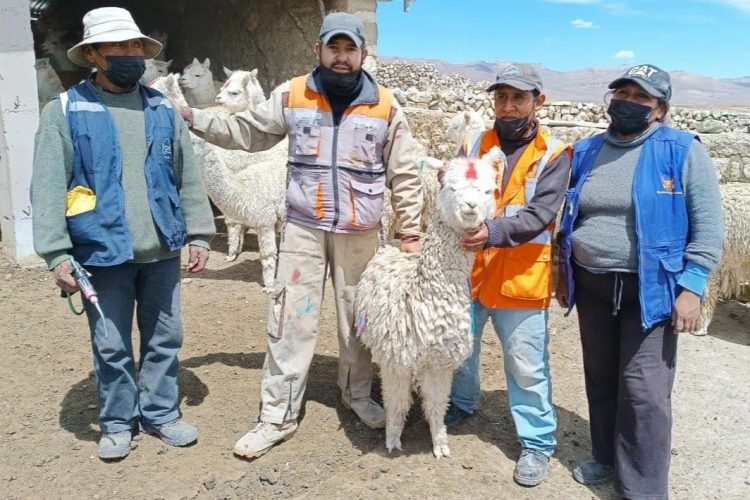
[1,228,749,500]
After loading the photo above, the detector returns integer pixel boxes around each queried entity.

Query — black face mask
[607,99,653,135]
[317,64,362,96]
[99,54,146,89]
[494,116,531,141]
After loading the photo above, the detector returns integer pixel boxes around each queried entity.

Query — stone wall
[380,61,750,135]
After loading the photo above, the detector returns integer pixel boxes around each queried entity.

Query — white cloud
[571,18,596,28]
[613,50,635,59]
[703,0,750,14]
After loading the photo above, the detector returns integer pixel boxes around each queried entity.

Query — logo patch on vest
[161,139,172,159]
[657,176,682,195]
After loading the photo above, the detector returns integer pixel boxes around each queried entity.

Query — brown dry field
[1,225,749,500]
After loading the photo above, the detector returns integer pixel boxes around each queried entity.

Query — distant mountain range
[382,57,750,106]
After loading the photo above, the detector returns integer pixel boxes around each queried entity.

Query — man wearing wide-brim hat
[31,6,215,460]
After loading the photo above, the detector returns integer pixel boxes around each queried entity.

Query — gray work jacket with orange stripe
[190,69,423,237]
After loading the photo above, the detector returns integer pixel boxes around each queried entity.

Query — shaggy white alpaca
[355,149,502,458]
[140,59,173,85]
[36,58,65,110]
[179,57,219,108]
[694,182,750,335]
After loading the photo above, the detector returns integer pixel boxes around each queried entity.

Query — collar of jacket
[306,68,380,107]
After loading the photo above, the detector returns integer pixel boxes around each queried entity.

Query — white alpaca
[444,109,487,147]
[215,67,265,113]
[355,149,502,458]
[140,59,173,85]
[150,73,287,291]
[694,182,750,335]
[36,58,65,110]
[179,58,218,108]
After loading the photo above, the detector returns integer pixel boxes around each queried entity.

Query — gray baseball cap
[486,63,543,93]
[319,12,366,48]
[609,64,672,101]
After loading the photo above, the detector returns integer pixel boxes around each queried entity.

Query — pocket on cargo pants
[267,284,287,340]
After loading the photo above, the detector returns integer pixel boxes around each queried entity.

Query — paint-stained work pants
[259,221,379,424]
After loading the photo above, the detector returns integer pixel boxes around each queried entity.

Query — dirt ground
[1,226,749,500]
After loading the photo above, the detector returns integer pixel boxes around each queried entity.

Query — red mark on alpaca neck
[291,269,301,282]
[466,161,478,180]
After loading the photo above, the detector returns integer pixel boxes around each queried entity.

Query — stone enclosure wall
[378,62,750,184]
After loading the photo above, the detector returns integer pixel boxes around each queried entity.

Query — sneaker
[233,421,298,458]
[513,449,550,487]
[98,431,134,460]
[141,419,198,447]
[573,459,614,486]
[444,403,473,428]
[342,397,386,429]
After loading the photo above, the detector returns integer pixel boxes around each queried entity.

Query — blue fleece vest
[64,80,187,266]
[559,127,697,329]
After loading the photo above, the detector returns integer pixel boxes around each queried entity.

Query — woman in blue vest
[556,65,724,499]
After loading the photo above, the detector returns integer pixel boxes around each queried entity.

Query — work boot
[513,448,550,487]
[573,459,614,486]
[444,403,473,428]
[233,421,298,459]
[98,430,134,460]
[141,419,198,447]
[342,397,386,429]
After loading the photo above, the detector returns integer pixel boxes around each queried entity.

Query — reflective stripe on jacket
[283,74,393,233]
[63,80,187,266]
[466,128,570,309]
[558,127,696,329]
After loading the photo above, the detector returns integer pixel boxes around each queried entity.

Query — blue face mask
[100,54,146,88]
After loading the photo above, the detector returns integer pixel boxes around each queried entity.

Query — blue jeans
[83,257,183,434]
[450,301,557,455]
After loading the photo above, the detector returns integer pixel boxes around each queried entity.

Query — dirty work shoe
[233,421,298,459]
[141,419,198,447]
[573,459,614,486]
[513,449,550,487]
[342,397,386,429]
[444,403,473,428]
[98,431,134,460]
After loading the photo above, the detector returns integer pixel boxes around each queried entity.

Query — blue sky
[376,0,750,78]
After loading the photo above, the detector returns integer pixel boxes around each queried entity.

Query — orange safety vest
[464,128,571,309]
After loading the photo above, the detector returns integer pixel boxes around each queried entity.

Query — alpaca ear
[241,73,251,88]
[248,68,258,78]
[202,58,211,69]
[191,57,199,65]
[223,66,233,78]
[165,59,173,69]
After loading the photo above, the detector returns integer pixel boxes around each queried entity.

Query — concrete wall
[0,0,39,264]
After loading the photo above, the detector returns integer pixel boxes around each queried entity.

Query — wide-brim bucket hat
[67,7,162,68]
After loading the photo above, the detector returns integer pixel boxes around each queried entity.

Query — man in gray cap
[445,62,572,486]
[31,7,215,460]
[180,12,423,459]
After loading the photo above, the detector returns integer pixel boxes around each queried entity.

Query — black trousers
[574,264,678,500]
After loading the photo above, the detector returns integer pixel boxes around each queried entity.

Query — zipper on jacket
[331,124,340,229]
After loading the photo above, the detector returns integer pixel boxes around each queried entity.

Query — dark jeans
[83,257,184,434]
[573,264,678,500]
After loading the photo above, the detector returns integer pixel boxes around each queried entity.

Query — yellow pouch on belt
[65,186,96,216]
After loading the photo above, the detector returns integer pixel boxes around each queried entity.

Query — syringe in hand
[64,259,109,337]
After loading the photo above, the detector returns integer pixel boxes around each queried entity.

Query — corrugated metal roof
[30,0,56,19]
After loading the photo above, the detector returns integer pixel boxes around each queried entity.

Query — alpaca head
[40,30,78,72]
[215,67,265,112]
[444,109,487,146]
[437,147,502,234]
[179,57,212,89]
[140,59,173,85]
[149,73,188,107]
